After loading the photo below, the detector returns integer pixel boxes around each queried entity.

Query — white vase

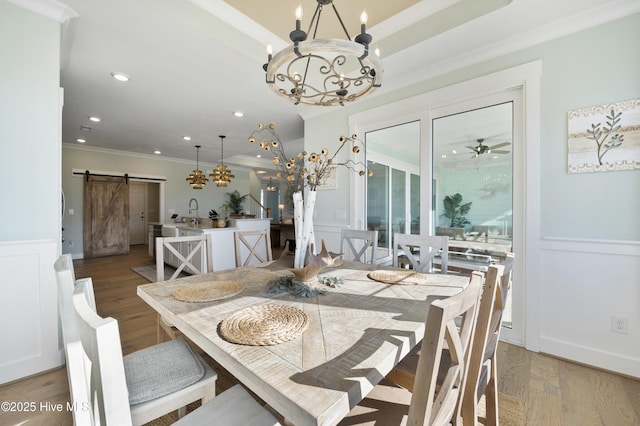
[293,190,317,268]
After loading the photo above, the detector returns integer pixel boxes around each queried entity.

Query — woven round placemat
[173,280,244,303]
[367,270,430,285]
[219,304,309,346]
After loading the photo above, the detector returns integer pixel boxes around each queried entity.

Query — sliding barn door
[83,175,130,258]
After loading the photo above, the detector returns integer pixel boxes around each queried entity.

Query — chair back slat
[234,230,273,267]
[407,271,483,425]
[156,235,209,281]
[340,229,378,264]
[393,233,449,273]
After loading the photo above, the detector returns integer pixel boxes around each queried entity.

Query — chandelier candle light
[263,0,383,106]
[249,122,371,268]
[186,145,208,189]
[210,135,235,187]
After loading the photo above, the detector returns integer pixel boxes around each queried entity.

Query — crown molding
[63,142,254,172]
[7,0,77,22]
[63,142,195,166]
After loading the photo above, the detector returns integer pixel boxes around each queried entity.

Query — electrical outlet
[68,240,74,248]
[611,315,628,334]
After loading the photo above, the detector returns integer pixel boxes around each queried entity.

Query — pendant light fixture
[266,177,277,191]
[263,0,383,106]
[186,145,208,189]
[210,135,235,187]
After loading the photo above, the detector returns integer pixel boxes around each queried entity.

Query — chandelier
[209,135,235,187]
[266,178,277,191]
[186,145,208,189]
[263,0,383,106]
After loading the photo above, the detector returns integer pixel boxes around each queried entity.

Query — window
[365,121,420,259]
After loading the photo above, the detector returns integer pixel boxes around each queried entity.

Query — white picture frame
[567,98,640,173]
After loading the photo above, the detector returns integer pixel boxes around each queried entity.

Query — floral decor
[248,122,371,191]
[248,122,371,268]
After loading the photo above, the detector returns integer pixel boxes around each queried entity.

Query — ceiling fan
[466,138,511,158]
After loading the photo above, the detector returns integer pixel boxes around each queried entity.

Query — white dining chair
[234,229,273,267]
[156,234,211,281]
[338,271,483,425]
[55,255,218,425]
[71,279,279,426]
[339,229,378,264]
[393,233,449,273]
[155,234,211,342]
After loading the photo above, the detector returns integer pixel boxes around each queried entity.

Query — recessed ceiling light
[80,125,92,132]
[76,138,86,143]
[110,72,129,82]
[183,136,191,141]
[452,149,457,154]
[89,116,101,122]
[256,154,262,158]
[233,111,244,117]
[256,170,267,174]
[154,150,161,155]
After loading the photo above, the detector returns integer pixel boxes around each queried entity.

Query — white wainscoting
[539,237,640,378]
[0,240,63,384]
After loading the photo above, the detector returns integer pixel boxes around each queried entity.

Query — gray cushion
[124,339,205,405]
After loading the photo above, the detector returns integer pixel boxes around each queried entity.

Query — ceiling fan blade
[465,146,478,151]
[488,142,511,149]
[491,149,510,154]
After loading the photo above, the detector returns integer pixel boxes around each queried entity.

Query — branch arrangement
[248,123,371,192]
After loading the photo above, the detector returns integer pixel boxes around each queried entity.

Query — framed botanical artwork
[317,165,337,190]
[567,98,640,173]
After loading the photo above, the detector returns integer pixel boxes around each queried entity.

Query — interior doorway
[129,181,160,247]
[129,183,147,245]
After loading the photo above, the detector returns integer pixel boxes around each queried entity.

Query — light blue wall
[306,13,640,241]
[0,1,61,244]
[62,145,251,256]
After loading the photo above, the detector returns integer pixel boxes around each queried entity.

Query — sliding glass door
[358,89,523,344]
[364,121,421,261]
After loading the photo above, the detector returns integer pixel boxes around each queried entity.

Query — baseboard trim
[539,336,640,378]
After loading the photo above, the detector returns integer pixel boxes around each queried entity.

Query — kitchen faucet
[188,198,199,226]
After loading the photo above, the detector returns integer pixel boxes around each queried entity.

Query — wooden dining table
[137,259,469,426]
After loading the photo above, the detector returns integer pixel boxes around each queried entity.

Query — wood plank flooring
[0,245,638,425]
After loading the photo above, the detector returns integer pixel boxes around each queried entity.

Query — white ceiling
[48,0,637,176]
